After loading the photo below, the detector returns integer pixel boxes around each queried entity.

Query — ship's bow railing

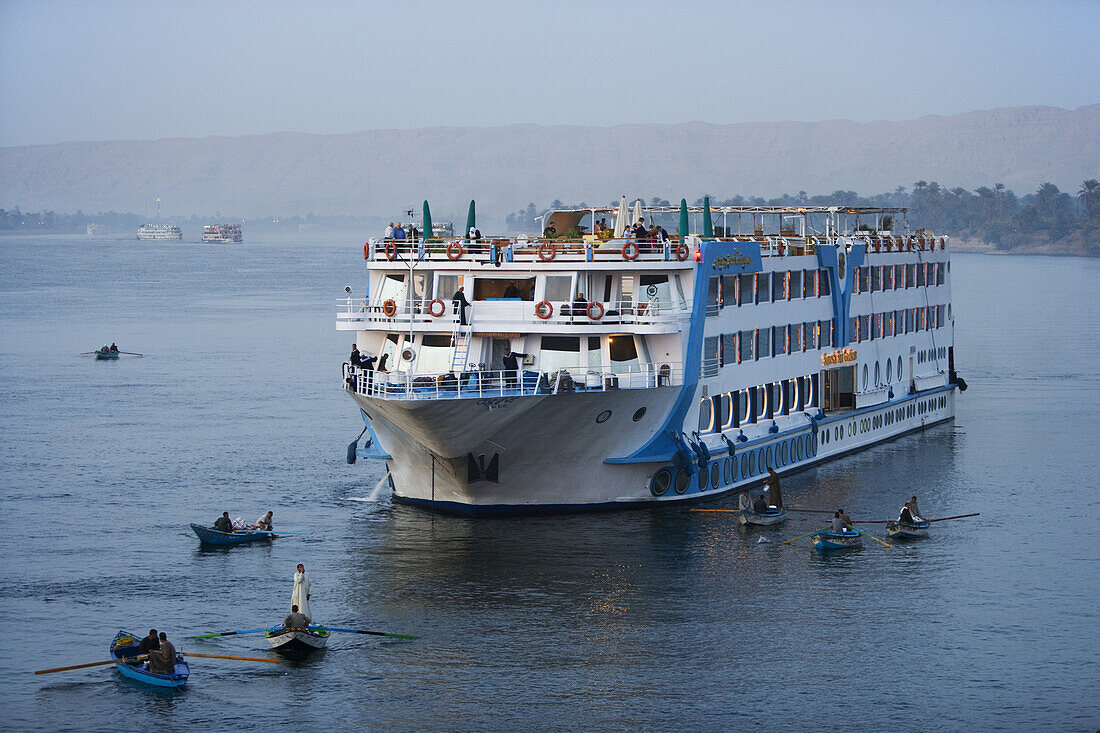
[341,361,683,400]
[336,298,689,329]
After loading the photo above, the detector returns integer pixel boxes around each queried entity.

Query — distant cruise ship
[339,200,964,515]
[202,224,243,243]
[137,224,182,241]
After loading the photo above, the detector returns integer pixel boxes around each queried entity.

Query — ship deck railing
[365,233,946,265]
[342,361,683,400]
[336,298,690,329]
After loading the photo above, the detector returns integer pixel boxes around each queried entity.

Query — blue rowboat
[739,507,788,526]
[190,523,272,545]
[110,630,189,688]
[95,349,119,360]
[886,519,930,539]
[812,529,863,551]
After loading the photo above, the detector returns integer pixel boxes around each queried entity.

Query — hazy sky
[1,0,1097,147]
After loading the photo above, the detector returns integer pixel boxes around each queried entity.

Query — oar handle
[35,654,148,675]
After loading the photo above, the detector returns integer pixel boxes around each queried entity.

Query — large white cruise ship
[337,200,964,514]
[137,224,182,240]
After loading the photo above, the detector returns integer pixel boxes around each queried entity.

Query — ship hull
[354,384,955,515]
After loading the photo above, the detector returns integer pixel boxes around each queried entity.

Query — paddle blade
[314,626,415,639]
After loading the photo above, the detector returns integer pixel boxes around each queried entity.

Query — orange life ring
[535,300,553,320]
[428,298,445,317]
[622,242,639,261]
[383,299,397,317]
[586,301,605,320]
[446,242,463,260]
[385,241,398,261]
[538,242,557,261]
[363,242,370,259]
[676,242,690,261]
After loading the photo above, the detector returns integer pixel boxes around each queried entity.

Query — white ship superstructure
[203,224,243,243]
[337,202,963,514]
[137,224,183,241]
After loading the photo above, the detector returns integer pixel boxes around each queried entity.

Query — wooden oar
[251,530,312,536]
[194,627,274,639]
[314,626,416,640]
[117,351,143,356]
[854,527,892,548]
[928,512,980,522]
[783,527,829,545]
[785,508,835,514]
[78,352,96,356]
[690,508,738,513]
[35,654,147,675]
[185,652,278,664]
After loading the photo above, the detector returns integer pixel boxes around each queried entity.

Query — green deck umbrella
[465,200,476,239]
[422,200,433,241]
[703,195,714,240]
[678,199,688,244]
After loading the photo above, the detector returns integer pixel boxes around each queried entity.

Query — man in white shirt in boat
[738,490,754,514]
[256,511,274,532]
[764,467,783,509]
[148,632,177,674]
[283,604,311,630]
[908,496,924,521]
[899,500,920,524]
[831,511,848,534]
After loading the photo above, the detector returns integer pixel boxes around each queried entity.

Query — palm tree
[1078,179,1100,218]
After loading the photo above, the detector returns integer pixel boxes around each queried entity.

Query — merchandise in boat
[338,200,963,514]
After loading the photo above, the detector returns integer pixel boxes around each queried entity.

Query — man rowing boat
[213,512,233,532]
[283,604,311,629]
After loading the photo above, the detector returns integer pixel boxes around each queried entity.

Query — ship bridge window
[738,273,755,306]
[772,272,786,301]
[803,270,815,298]
[412,273,433,300]
[474,277,535,301]
[416,334,455,373]
[378,273,407,303]
[544,275,573,302]
[539,336,582,375]
[819,270,831,296]
[380,333,409,371]
[640,274,671,310]
[789,270,802,299]
[609,335,640,373]
[436,275,459,300]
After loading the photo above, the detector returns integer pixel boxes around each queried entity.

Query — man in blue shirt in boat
[283,604,311,630]
[213,512,233,532]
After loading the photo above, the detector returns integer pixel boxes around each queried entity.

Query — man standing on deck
[292,564,313,620]
[148,632,176,674]
[452,287,470,326]
[502,348,527,389]
[283,604,311,629]
[384,222,395,239]
[764,467,783,509]
[213,512,233,532]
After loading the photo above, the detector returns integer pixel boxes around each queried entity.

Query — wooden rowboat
[190,523,272,546]
[886,520,930,539]
[265,627,329,655]
[739,507,788,526]
[110,630,189,688]
[812,529,863,551]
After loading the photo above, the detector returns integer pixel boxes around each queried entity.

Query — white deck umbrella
[613,195,628,238]
[632,199,644,228]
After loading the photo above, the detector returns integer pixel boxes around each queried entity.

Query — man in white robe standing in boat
[292,563,312,620]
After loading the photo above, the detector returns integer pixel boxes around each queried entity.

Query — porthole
[862,364,869,390]
[748,451,756,476]
[674,470,690,494]
[632,407,646,422]
[811,434,817,456]
[740,454,748,478]
[698,468,708,490]
[651,469,672,496]
[898,357,904,379]
[875,362,881,386]
[710,462,720,490]
[757,448,765,473]
[596,410,612,423]
[886,360,893,383]
[766,445,774,471]
[782,441,789,463]
[723,458,731,484]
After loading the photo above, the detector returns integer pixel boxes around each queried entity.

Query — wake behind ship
[338,201,962,514]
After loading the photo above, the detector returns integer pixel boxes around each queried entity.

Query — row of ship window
[698,375,818,434]
[849,304,948,343]
[853,261,946,294]
[651,432,819,496]
[704,322,834,367]
[816,394,949,447]
[708,261,946,308]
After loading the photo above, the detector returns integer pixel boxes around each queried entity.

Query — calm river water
[0,235,1097,731]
